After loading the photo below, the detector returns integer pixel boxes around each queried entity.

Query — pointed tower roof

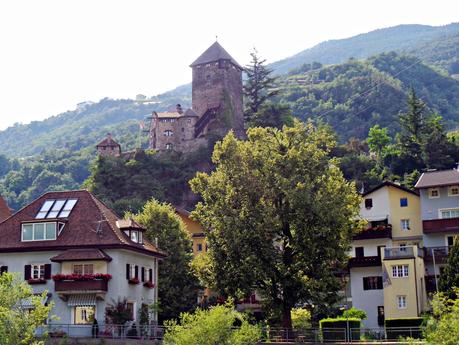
[190,41,242,69]
[96,133,121,148]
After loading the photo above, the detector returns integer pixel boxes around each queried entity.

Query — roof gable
[0,190,165,257]
[362,181,419,197]
[190,41,242,69]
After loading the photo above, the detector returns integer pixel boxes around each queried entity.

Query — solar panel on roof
[35,198,78,219]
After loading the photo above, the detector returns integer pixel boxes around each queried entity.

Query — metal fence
[38,324,423,343]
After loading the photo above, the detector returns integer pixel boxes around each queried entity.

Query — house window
[363,276,383,290]
[164,130,173,137]
[440,209,459,219]
[126,301,135,321]
[355,247,364,258]
[32,264,45,279]
[0,266,7,275]
[400,198,408,207]
[401,219,410,231]
[187,118,192,124]
[364,198,373,209]
[448,186,459,196]
[397,296,407,309]
[377,306,385,326]
[74,306,95,324]
[73,264,94,275]
[165,143,173,150]
[447,235,459,246]
[428,188,440,198]
[392,265,409,278]
[197,243,203,252]
[21,223,56,241]
[130,231,138,243]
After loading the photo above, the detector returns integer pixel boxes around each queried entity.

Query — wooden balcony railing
[348,256,381,268]
[54,279,108,293]
[423,217,459,234]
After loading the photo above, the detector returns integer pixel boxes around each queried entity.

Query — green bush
[385,318,424,340]
[342,307,367,320]
[291,308,311,330]
[320,318,360,341]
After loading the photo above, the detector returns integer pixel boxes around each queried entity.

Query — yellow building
[176,208,207,256]
[349,181,427,328]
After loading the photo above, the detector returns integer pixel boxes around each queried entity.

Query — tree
[422,290,459,344]
[250,102,294,129]
[105,298,133,325]
[163,303,261,345]
[130,200,200,323]
[291,308,311,330]
[190,252,216,290]
[190,121,361,328]
[243,49,278,125]
[0,272,53,345]
[367,125,390,163]
[439,240,459,299]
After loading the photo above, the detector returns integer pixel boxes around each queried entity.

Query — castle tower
[96,133,121,157]
[190,42,244,135]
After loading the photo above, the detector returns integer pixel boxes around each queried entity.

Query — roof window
[35,199,78,219]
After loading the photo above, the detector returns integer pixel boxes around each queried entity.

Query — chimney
[176,104,183,114]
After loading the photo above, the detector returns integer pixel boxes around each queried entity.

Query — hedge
[385,317,424,340]
[320,318,361,341]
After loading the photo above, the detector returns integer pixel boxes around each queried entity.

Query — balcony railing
[423,217,459,234]
[353,225,392,240]
[54,279,108,293]
[348,255,381,268]
[384,247,416,260]
[423,246,449,263]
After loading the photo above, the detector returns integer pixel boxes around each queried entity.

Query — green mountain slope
[277,52,459,140]
[0,86,191,157]
[270,23,459,75]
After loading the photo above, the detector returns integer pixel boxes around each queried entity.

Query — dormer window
[124,230,143,244]
[22,222,57,241]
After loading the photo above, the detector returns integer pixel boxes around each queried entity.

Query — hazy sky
[0,0,457,130]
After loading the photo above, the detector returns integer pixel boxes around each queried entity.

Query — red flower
[28,278,46,284]
[52,273,112,281]
[143,281,155,288]
[128,277,140,285]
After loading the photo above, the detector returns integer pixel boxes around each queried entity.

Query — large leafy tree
[129,200,200,323]
[243,49,279,125]
[190,121,361,328]
[0,273,53,345]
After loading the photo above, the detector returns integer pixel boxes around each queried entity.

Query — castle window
[165,143,173,150]
[187,119,191,124]
[164,130,173,137]
[181,128,185,132]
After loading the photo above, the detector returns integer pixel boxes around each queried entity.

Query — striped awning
[67,294,97,307]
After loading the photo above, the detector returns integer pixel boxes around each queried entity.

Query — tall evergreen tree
[243,49,278,125]
[439,240,459,299]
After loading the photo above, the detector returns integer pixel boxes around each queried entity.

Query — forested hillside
[270,23,459,74]
[277,52,459,140]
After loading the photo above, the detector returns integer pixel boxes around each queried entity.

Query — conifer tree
[439,240,459,299]
[243,49,278,125]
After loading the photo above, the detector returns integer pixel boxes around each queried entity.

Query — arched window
[164,130,173,137]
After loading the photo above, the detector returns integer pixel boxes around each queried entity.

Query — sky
[0,0,457,130]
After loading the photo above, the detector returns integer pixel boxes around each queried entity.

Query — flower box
[28,278,47,284]
[128,278,140,285]
[52,273,112,282]
[143,281,155,289]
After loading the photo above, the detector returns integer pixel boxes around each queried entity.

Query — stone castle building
[97,41,244,156]
[149,41,244,152]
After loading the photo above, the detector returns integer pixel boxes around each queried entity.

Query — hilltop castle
[97,42,244,156]
[148,41,244,152]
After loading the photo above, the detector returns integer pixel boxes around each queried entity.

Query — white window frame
[31,264,45,279]
[73,306,96,325]
[428,188,440,199]
[164,130,174,137]
[439,208,459,219]
[391,265,409,278]
[73,264,94,275]
[21,223,57,242]
[397,295,407,309]
[400,219,410,231]
[129,264,136,280]
[448,185,459,197]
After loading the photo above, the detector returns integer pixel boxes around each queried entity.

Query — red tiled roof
[0,190,166,258]
[415,169,459,188]
[96,135,121,148]
[50,248,112,262]
[0,196,12,223]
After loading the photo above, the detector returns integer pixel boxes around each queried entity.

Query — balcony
[54,279,108,294]
[425,275,439,293]
[353,225,392,240]
[383,247,423,260]
[423,246,450,263]
[348,255,381,268]
[423,217,459,234]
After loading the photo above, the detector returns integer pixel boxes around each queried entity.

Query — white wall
[360,188,391,223]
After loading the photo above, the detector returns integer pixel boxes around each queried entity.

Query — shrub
[342,307,367,320]
[292,308,311,330]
